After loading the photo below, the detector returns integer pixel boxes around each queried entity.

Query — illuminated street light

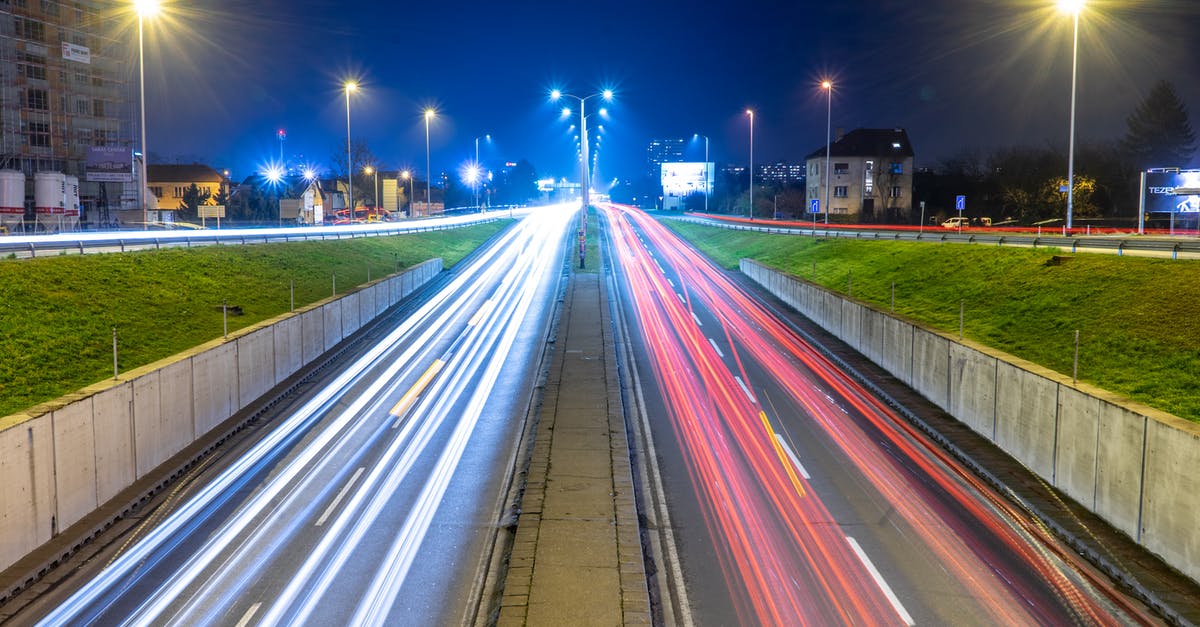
[425,108,437,210]
[363,164,378,210]
[693,133,710,212]
[263,164,284,226]
[1058,0,1084,232]
[821,79,833,226]
[134,0,161,227]
[474,134,491,208]
[401,170,413,217]
[746,109,754,219]
[550,87,614,268]
[344,81,357,213]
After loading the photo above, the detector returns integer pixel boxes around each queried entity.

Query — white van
[941,217,969,229]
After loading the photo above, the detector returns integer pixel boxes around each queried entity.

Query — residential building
[805,128,915,222]
[646,138,685,179]
[278,176,326,224]
[1,1,129,226]
[146,164,224,213]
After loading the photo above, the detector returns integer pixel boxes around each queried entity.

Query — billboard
[661,162,714,198]
[86,146,133,183]
[1145,169,1200,214]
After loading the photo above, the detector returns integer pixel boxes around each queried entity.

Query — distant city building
[146,164,224,212]
[1,2,129,226]
[758,161,806,186]
[805,128,915,222]
[646,138,685,179]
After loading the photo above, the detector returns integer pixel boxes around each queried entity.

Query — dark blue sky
[137,0,1200,184]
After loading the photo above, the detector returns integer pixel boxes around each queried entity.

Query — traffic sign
[955,195,966,211]
[810,198,820,214]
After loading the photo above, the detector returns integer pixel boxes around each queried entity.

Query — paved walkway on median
[497,271,650,626]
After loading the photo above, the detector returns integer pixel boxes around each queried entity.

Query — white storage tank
[0,170,25,231]
[64,175,80,231]
[34,171,66,232]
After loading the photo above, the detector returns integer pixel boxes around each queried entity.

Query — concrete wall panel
[858,306,884,365]
[237,328,275,410]
[273,316,303,383]
[993,362,1057,477]
[91,383,135,504]
[910,328,950,411]
[1094,401,1147,540]
[841,300,864,352]
[51,398,97,530]
[340,291,362,338]
[323,301,342,351]
[1053,386,1101,509]
[879,315,913,386]
[948,343,997,439]
[360,284,375,325]
[300,308,324,365]
[0,417,55,573]
[193,342,237,436]
[402,269,414,298]
[130,371,164,477]
[1140,419,1200,583]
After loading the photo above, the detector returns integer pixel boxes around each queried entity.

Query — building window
[174,186,188,198]
[834,162,849,175]
[864,160,874,195]
[834,186,848,198]
[890,162,903,175]
[93,129,107,145]
[27,122,50,147]
[149,186,163,198]
[810,162,818,176]
[890,186,902,198]
[93,99,105,117]
[74,98,89,115]
[26,89,48,110]
[15,17,45,42]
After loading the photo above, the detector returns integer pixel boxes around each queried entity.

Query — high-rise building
[758,161,806,185]
[646,138,685,179]
[1,2,129,227]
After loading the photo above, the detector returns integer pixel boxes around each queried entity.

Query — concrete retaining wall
[741,258,1200,584]
[0,258,442,576]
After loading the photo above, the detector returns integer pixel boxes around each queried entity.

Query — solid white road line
[316,467,365,527]
[708,338,724,358]
[845,536,915,626]
[773,434,811,480]
[734,375,756,403]
[235,602,262,627]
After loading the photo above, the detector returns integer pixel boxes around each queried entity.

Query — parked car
[941,216,969,229]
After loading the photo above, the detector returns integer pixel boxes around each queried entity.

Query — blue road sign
[811,198,820,213]
[955,195,966,211]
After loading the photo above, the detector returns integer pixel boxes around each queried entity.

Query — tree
[176,183,211,221]
[330,140,378,208]
[1122,80,1197,169]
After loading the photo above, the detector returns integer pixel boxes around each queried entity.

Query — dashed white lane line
[677,292,686,305]
[708,338,724,357]
[773,434,811,480]
[235,602,262,627]
[316,467,365,527]
[691,311,703,327]
[734,375,756,403]
[845,536,915,626]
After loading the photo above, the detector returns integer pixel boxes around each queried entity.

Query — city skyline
[135,0,1200,183]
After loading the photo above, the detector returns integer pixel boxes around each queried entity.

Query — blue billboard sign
[1145,170,1200,214]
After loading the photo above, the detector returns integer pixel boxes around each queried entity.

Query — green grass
[665,220,1200,422]
[0,222,509,416]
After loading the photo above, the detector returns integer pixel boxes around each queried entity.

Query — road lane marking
[734,375,756,403]
[667,278,675,288]
[846,536,915,626]
[467,299,494,327]
[774,434,811,480]
[235,602,262,627]
[389,359,445,417]
[677,292,686,304]
[316,467,365,527]
[690,311,703,327]
[708,338,724,357]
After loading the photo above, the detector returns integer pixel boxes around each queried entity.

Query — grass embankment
[665,220,1200,422]
[0,222,509,416]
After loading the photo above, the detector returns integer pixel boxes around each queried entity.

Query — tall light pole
[822,80,833,226]
[694,133,710,212]
[134,0,160,227]
[344,81,357,214]
[401,170,412,217]
[425,108,436,211]
[1059,0,1084,233]
[746,109,754,219]
[363,165,378,212]
[474,134,490,208]
[551,88,613,269]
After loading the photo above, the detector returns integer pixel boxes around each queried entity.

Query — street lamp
[693,133,710,212]
[363,165,378,213]
[344,81,357,214]
[474,134,490,208]
[264,164,284,226]
[424,108,437,211]
[746,109,754,219]
[822,79,833,226]
[400,170,413,216]
[551,87,613,269]
[1059,0,1084,233]
[134,0,160,228]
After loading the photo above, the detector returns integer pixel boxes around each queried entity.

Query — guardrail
[669,216,1200,260]
[0,215,503,259]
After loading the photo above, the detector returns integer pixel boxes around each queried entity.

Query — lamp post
[694,133,710,212]
[1059,0,1084,233]
[474,134,490,208]
[344,81,357,215]
[424,108,436,212]
[401,170,413,217]
[363,165,378,214]
[551,88,613,269]
[746,109,754,219]
[134,0,160,228]
[822,80,833,226]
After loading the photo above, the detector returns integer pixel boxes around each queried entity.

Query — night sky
[135,0,1200,184]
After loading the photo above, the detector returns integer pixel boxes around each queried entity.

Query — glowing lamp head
[561,106,572,119]
[1057,0,1084,14]
[602,89,614,101]
[401,170,411,180]
[598,107,609,118]
[344,81,357,93]
[746,109,754,117]
[363,165,374,175]
[302,168,316,181]
[424,108,436,120]
[264,166,283,184]
[134,0,160,17]
[821,80,833,90]
[550,89,563,101]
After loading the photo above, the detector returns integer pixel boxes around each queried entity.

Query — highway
[602,203,1154,626]
[22,206,574,626]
